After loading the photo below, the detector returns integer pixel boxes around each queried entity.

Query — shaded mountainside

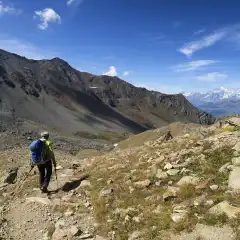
[0,49,214,134]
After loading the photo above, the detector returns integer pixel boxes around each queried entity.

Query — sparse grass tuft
[178,184,196,200]
[47,224,56,237]
[202,213,228,226]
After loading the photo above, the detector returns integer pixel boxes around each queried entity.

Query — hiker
[30,131,56,193]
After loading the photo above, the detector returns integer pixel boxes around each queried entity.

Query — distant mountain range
[184,87,240,117]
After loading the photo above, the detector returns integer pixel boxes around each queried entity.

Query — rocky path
[0,163,107,240]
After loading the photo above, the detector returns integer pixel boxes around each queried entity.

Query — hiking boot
[40,186,48,193]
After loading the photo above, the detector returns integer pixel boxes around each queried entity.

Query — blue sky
[1,0,240,93]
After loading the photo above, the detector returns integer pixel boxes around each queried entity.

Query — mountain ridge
[0,49,214,134]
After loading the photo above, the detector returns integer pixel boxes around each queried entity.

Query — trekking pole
[54,167,59,190]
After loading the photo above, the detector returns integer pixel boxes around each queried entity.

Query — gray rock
[210,185,219,191]
[167,169,180,176]
[79,234,94,239]
[177,223,236,240]
[219,162,231,173]
[128,231,143,240]
[156,169,168,179]
[80,180,91,188]
[95,235,109,240]
[209,201,240,218]
[163,186,179,201]
[164,163,173,170]
[232,157,240,166]
[69,225,82,236]
[177,176,200,186]
[134,179,151,188]
[100,188,114,197]
[233,142,240,152]
[228,167,240,191]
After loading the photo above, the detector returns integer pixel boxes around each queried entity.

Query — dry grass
[73,130,130,143]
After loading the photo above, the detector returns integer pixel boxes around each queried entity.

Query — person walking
[30,131,56,193]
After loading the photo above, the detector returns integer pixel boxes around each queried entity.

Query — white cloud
[123,71,130,77]
[172,60,219,72]
[0,35,57,59]
[179,29,227,57]
[193,29,206,35]
[67,0,85,7]
[195,72,228,82]
[103,66,118,76]
[34,8,61,30]
[67,0,75,6]
[0,1,21,15]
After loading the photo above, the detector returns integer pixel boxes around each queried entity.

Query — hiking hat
[40,131,49,139]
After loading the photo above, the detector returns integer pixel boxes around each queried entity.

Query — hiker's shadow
[61,174,89,192]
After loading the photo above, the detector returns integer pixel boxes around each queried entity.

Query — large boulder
[209,201,240,218]
[228,167,240,191]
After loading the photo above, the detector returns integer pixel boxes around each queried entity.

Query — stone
[134,179,151,188]
[95,235,109,240]
[26,197,52,205]
[164,163,173,170]
[233,142,240,152]
[107,179,113,184]
[155,155,165,163]
[69,225,81,236]
[209,201,240,218]
[167,169,180,176]
[163,186,179,201]
[56,165,63,170]
[210,185,219,191]
[64,211,74,217]
[233,151,239,157]
[100,188,114,197]
[228,167,240,191]
[2,168,18,184]
[55,220,65,229]
[171,212,187,223]
[52,228,67,240]
[177,176,200,186]
[177,223,236,240]
[232,157,240,166]
[156,169,168,179]
[80,180,91,188]
[79,234,94,239]
[219,163,231,173]
[128,231,143,240]
[205,200,214,207]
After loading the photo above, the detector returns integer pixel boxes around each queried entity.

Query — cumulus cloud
[34,8,61,30]
[179,30,227,57]
[103,66,118,76]
[195,72,228,81]
[172,60,219,72]
[0,1,21,15]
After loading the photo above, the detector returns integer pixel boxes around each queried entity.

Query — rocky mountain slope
[0,49,214,134]
[1,118,240,240]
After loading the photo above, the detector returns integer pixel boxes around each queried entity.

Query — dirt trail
[0,149,101,240]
